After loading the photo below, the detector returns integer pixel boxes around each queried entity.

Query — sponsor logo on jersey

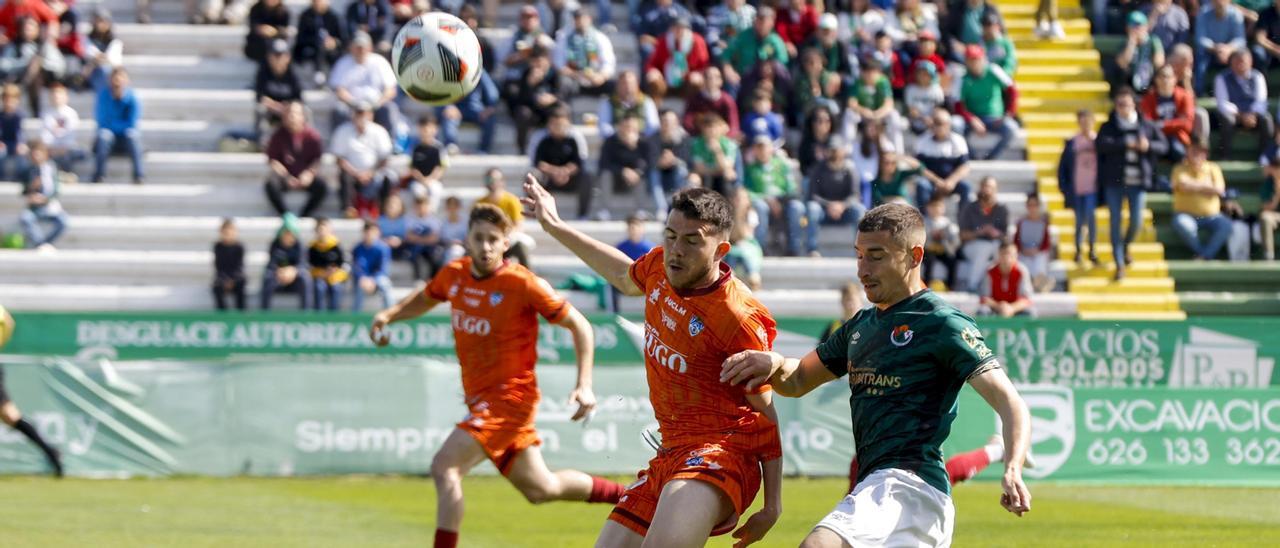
[961,326,992,359]
[848,367,902,396]
[644,324,688,373]
[664,296,687,316]
[890,325,914,347]
[649,288,660,304]
[661,312,677,331]
[689,316,704,337]
[451,310,491,336]
[490,292,504,307]
[463,297,481,308]
[756,326,768,347]
[850,331,862,346]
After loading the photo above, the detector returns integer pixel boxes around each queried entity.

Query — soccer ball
[391,12,483,106]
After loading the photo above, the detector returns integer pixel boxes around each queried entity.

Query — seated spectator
[389,0,415,25]
[377,192,413,267]
[922,196,959,289]
[501,5,556,85]
[915,107,973,211]
[1213,49,1274,158]
[723,6,788,87]
[646,109,690,218]
[980,13,1016,78]
[308,217,347,310]
[682,65,738,136]
[688,113,741,195]
[439,69,499,154]
[597,115,653,219]
[404,194,442,277]
[1097,87,1166,279]
[797,105,837,178]
[82,8,121,92]
[774,0,818,58]
[405,114,445,206]
[791,48,842,125]
[642,16,709,101]
[1259,135,1280,260]
[0,83,23,180]
[851,118,888,193]
[1057,108,1100,265]
[0,16,59,115]
[254,39,303,138]
[39,82,81,174]
[1015,193,1053,292]
[436,195,467,264]
[907,30,947,87]
[264,102,328,218]
[611,212,656,310]
[957,176,1009,292]
[634,0,693,65]
[18,139,66,250]
[1258,0,1280,71]
[244,0,290,63]
[725,185,763,290]
[979,241,1035,318]
[743,135,804,255]
[212,218,247,311]
[1147,0,1190,50]
[597,70,659,139]
[957,46,1016,161]
[1114,11,1163,94]
[847,0,888,48]
[870,149,924,206]
[553,9,616,98]
[741,89,784,146]
[91,69,143,183]
[887,0,940,44]
[1194,0,1246,94]
[945,0,1000,60]
[0,0,56,42]
[262,214,311,310]
[476,168,534,267]
[536,0,576,38]
[508,48,559,154]
[1168,43,1196,92]
[842,57,903,154]
[294,0,345,84]
[332,102,394,219]
[532,107,592,219]
[806,15,856,81]
[804,135,864,256]
[351,221,393,310]
[344,0,392,53]
[329,31,399,135]
[868,30,905,94]
[1142,65,1207,164]
[903,62,944,135]
[1170,141,1233,260]
[706,0,755,61]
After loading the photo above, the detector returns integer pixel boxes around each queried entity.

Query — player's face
[662,210,729,289]
[467,220,509,276]
[855,230,921,307]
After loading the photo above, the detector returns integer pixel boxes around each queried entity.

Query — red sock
[434,528,458,548]
[587,476,626,504]
[847,457,859,493]
[946,447,993,485]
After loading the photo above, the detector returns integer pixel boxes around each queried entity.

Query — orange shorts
[456,396,540,476]
[608,443,762,537]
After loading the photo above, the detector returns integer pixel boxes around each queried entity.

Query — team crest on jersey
[962,326,992,359]
[890,325,914,347]
[489,292,504,307]
[688,316,705,337]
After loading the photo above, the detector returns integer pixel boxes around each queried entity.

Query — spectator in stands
[502,5,556,83]
[725,185,763,290]
[792,48,842,125]
[1058,108,1100,265]
[682,65,737,136]
[723,6,788,87]
[1168,43,1196,92]
[922,195,959,289]
[264,102,328,218]
[1259,135,1280,260]
[741,89,784,146]
[706,0,755,60]
[404,194,442,277]
[743,135,804,256]
[957,176,1009,292]
[476,168,534,267]
[1171,141,1233,260]
[846,0,887,49]
[1115,11,1163,94]
[1257,1,1280,72]
[536,0,576,38]
[646,109,689,218]
[980,12,1016,77]
[887,0,940,45]
[436,195,467,263]
[1032,0,1064,39]
[843,55,903,154]
[1097,87,1166,279]
[18,139,65,250]
[82,8,121,92]
[333,102,394,219]
[439,69,499,154]
[509,48,559,155]
[979,241,1035,317]
[1214,49,1274,158]
[806,14,855,82]
[39,81,80,174]
[798,105,836,178]
[244,0,290,63]
[294,0,345,85]
[554,9,616,98]
[212,218,247,311]
[643,16,709,101]
[774,0,818,58]
[804,135,863,256]
[611,212,656,310]
[262,214,310,310]
[351,221,393,310]
[0,83,22,180]
[634,0,693,65]
[598,70,659,138]
[344,0,392,53]
[91,69,143,184]
[916,107,973,211]
[532,107,592,219]
[597,115,653,219]
[329,31,399,136]
[904,62,944,135]
[377,193,414,271]
[1146,0,1190,50]
[308,217,347,310]
[1142,65,1206,165]
[868,30,905,95]
[1015,193,1053,292]
[908,30,946,84]
[1194,0,1246,93]
[405,114,445,207]
[0,16,58,116]
[870,149,924,206]
[254,40,303,139]
[958,45,1016,161]
[818,281,864,343]
[945,0,1000,60]
[689,113,740,195]
[0,0,55,41]
[851,118,887,194]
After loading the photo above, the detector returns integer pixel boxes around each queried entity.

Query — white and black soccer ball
[391,12,483,106]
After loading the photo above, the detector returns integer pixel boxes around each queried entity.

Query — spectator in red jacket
[1141,64,1209,164]
[979,241,1035,317]
[682,65,739,136]
[774,0,817,57]
[0,0,55,40]
[643,17,709,101]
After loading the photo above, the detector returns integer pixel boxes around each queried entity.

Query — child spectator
[261,213,311,310]
[39,81,82,175]
[405,113,446,207]
[254,40,303,139]
[741,89,784,146]
[843,58,903,154]
[82,8,121,92]
[922,196,959,290]
[725,185,764,290]
[332,102,393,219]
[743,135,804,256]
[1015,193,1054,292]
[404,194,441,279]
[212,218,247,311]
[378,191,413,261]
[903,62,944,135]
[611,212,656,310]
[598,116,653,220]
[979,241,1035,317]
[532,108,591,219]
[688,113,740,195]
[350,220,393,310]
[436,196,467,264]
[869,31,904,93]
[1058,108,1100,265]
[0,83,24,180]
[804,136,864,256]
[308,217,347,310]
[818,281,864,343]
[18,139,66,250]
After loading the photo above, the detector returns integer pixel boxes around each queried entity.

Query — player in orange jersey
[368,204,626,548]
[523,175,783,548]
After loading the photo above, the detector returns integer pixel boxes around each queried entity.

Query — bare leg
[504,444,595,503]
[595,520,645,548]
[640,479,734,548]
[430,428,488,533]
[802,527,853,548]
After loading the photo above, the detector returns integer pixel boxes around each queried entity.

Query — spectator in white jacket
[553,9,615,98]
[39,81,82,174]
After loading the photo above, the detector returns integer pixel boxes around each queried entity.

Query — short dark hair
[314,216,331,227]
[1112,85,1136,102]
[220,217,235,230]
[469,202,513,233]
[418,112,437,126]
[669,188,733,235]
[1026,192,1040,204]
[363,220,378,231]
[858,203,925,248]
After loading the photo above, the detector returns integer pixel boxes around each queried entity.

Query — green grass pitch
[0,476,1276,546]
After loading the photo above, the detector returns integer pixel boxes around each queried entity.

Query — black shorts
[0,366,8,404]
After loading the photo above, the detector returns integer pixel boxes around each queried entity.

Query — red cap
[964,44,985,60]
[918,30,937,42]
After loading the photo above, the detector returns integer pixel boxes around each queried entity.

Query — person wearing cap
[1171,140,1233,260]
[774,0,818,57]
[344,0,392,53]
[944,0,1000,60]
[705,0,755,59]
[956,45,1016,161]
[262,213,312,310]
[1115,11,1163,94]
[904,61,944,135]
[804,134,864,257]
[332,101,395,219]
[328,30,399,134]
[743,134,804,255]
[980,11,1016,77]
[723,6,788,85]
[634,0,695,65]
[264,102,329,218]
[1194,0,1246,94]
[254,39,303,138]
[1213,48,1274,158]
[643,15,709,101]
[90,68,144,184]
[294,0,346,85]
[804,12,856,80]
[244,0,291,63]
[553,8,616,98]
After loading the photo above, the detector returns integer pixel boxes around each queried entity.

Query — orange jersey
[627,248,778,451]
[425,258,571,403]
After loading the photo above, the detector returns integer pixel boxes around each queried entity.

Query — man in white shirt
[552,9,616,98]
[328,31,400,134]
[331,103,394,219]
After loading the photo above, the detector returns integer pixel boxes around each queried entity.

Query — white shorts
[813,468,955,548]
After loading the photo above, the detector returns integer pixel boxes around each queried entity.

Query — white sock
[984,442,1004,463]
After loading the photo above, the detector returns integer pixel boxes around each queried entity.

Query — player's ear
[911,243,925,269]
[714,238,731,261]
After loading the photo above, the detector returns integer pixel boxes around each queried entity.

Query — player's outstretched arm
[735,391,782,548]
[969,367,1032,517]
[721,350,837,397]
[521,174,643,296]
[369,289,441,347]
[553,306,597,421]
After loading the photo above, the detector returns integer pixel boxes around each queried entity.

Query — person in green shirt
[688,113,742,195]
[721,203,1032,547]
[743,135,805,255]
[843,59,905,154]
[870,150,924,206]
[959,45,1016,160]
[793,47,842,125]
[980,13,1017,77]
[722,6,790,87]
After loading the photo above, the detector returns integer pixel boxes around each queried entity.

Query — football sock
[434,528,458,548]
[13,419,62,476]
[984,440,1005,463]
[946,447,993,485]
[587,476,626,504]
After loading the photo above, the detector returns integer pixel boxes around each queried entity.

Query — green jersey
[724,30,789,76]
[960,67,1009,119]
[743,156,794,199]
[816,289,999,495]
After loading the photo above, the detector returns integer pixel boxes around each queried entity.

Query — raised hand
[521,173,565,229]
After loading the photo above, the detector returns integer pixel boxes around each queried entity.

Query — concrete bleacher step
[1167,260,1280,292]
[1178,291,1280,316]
